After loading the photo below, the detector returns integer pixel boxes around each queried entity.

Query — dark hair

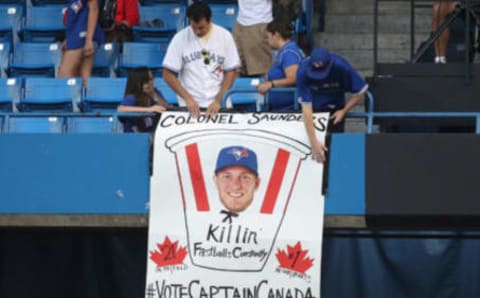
[266,20,295,40]
[186,2,212,23]
[125,67,153,132]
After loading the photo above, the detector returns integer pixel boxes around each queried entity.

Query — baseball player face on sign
[214,165,260,213]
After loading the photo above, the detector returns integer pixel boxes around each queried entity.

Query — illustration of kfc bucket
[165,129,311,272]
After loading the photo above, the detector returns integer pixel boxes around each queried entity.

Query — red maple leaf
[149,236,187,267]
[276,241,314,274]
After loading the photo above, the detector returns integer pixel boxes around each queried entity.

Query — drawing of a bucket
[164,129,310,272]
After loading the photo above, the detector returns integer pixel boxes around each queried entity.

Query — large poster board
[147,112,328,298]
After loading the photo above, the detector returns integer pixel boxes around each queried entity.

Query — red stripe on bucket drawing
[185,143,210,211]
[261,149,290,214]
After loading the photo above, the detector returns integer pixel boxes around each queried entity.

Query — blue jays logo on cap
[215,146,258,176]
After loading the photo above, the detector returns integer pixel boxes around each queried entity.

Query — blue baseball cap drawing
[215,146,258,176]
[307,48,333,80]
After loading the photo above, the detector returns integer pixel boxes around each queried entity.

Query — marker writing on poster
[153,279,316,298]
[248,113,328,131]
[158,114,239,128]
[206,223,258,244]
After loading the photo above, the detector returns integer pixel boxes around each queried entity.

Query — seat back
[133,4,186,43]
[7,116,64,133]
[22,5,66,42]
[21,77,81,112]
[66,116,118,133]
[9,42,61,78]
[0,5,22,43]
[229,77,263,112]
[82,77,127,112]
[0,42,11,77]
[92,42,119,77]
[0,77,19,111]
[118,42,167,77]
[154,77,177,105]
[210,4,238,31]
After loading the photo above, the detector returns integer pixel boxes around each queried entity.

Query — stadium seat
[8,42,61,78]
[154,77,178,105]
[0,77,20,111]
[7,116,64,133]
[65,116,118,133]
[82,77,127,112]
[21,5,66,43]
[20,77,81,112]
[133,4,186,43]
[228,77,263,112]
[92,43,119,77]
[117,42,167,77]
[0,42,11,77]
[210,4,238,31]
[0,5,22,44]
[30,0,68,6]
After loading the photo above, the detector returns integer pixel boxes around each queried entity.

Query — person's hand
[185,98,200,118]
[331,109,346,125]
[311,138,328,163]
[147,105,166,113]
[256,81,272,94]
[83,39,94,57]
[206,101,221,117]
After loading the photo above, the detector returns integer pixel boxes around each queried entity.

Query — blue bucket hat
[215,146,258,176]
[307,48,333,80]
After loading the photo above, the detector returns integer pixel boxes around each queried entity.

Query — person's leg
[79,52,94,87]
[58,48,83,78]
[241,23,272,77]
[232,22,247,76]
[432,1,459,63]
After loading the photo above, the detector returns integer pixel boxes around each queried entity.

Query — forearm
[302,104,317,144]
[118,105,151,113]
[86,0,98,41]
[343,92,365,113]
[214,70,237,104]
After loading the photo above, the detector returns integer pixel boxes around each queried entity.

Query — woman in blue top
[117,67,170,132]
[257,20,304,111]
[58,0,105,86]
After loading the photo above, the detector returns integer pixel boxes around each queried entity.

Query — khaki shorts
[233,22,272,76]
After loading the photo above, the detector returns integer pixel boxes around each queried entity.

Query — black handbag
[99,0,117,29]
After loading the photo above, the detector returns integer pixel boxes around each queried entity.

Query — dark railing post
[465,0,472,85]
[373,0,379,76]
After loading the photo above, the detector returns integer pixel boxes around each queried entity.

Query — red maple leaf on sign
[276,241,314,274]
[150,236,187,267]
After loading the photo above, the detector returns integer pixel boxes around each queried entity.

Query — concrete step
[325,0,433,15]
[330,49,417,70]
[324,14,432,34]
[315,32,430,50]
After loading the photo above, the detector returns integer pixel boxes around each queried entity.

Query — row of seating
[0,0,234,8]
[0,42,168,78]
[0,3,238,44]
[0,76,264,113]
[0,115,123,133]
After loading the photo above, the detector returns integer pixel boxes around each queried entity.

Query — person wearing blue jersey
[297,48,368,163]
[58,0,105,85]
[117,67,169,133]
[257,20,304,111]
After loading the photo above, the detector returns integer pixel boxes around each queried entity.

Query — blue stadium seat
[154,77,177,105]
[21,5,66,42]
[8,42,61,78]
[66,116,118,133]
[229,77,263,112]
[0,77,20,111]
[20,77,81,112]
[117,42,167,77]
[0,41,11,77]
[30,0,68,6]
[210,4,237,31]
[82,77,127,112]
[7,116,64,133]
[133,4,185,43]
[0,5,22,44]
[92,43,119,77]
